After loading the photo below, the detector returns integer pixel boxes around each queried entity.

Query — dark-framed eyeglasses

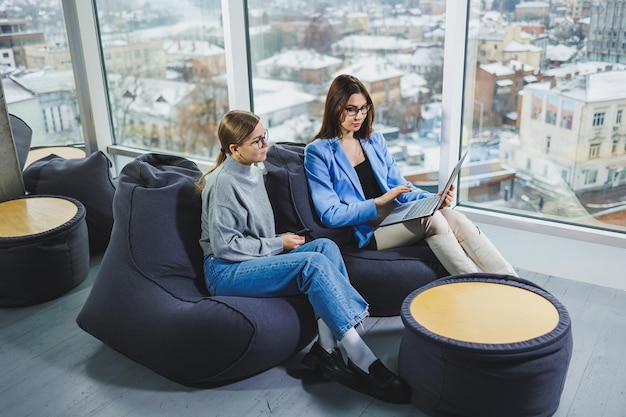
[248,129,269,149]
[345,103,372,117]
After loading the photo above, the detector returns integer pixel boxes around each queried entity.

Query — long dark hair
[196,110,260,189]
[312,74,374,142]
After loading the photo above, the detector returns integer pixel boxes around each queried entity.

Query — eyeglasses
[345,104,372,117]
[247,129,269,149]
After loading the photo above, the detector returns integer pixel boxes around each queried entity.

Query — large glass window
[0,0,83,147]
[246,0,446,191]
[461,0,626,234]
[94,0,227,158]
[77,0,626,238]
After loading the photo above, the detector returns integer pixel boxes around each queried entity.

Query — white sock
[355,322,365,336]
[339,327,377,372]
[317,319,338,352]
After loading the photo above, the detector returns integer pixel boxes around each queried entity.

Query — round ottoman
[0,195,90,307]
[399,273,573,417]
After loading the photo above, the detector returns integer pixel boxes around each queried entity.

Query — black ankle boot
[302,343,362,390]
[348,359,411,404]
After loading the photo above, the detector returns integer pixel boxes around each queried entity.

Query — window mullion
[63,0,113,154]
[441,0,469,188]
[222,0,252,111]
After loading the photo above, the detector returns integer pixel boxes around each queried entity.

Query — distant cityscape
[1,0,625,231]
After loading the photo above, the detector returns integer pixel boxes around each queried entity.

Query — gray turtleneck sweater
[199,156,283,262]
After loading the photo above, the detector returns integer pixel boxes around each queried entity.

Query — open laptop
[379,151,468,227]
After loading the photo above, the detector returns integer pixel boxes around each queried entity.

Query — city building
[518,71,626,195]
[587,0,626,63]
[419,0,447,15]
[335,58,404,107]
[477,24,537,65]
[100,38,167,79]
[502,40,543,69]
[545,43,577,67]
[255,49,343,84]
[24,45,73,71]
[1,76,42,142]
[252,78,317,130]
[475,60,536,128]
[8,70,82,145]
[0,46,15,67]
[566,0,592,23]
[331,34,415,56]
[369,14,428,41]
[0,17,45,68]
[109,75,205,152]
[163,39,226,81]
[514,1,550,20]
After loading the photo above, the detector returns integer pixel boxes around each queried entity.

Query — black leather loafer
[348,359,411,404]
[302,342,362,390]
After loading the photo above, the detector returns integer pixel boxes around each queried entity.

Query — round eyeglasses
[345,103,372,117]
[248,129,269,149]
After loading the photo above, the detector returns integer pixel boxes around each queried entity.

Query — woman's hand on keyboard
[375,185,412,207]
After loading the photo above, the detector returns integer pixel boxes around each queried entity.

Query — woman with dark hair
[304,74,517,276]
[198,109,410,403]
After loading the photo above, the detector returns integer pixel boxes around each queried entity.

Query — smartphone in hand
[294,228,311,236]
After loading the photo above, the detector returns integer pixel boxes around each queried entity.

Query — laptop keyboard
[403,196,438,220]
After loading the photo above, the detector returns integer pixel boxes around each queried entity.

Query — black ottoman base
[399,273,573,417]
[0,195,90,307]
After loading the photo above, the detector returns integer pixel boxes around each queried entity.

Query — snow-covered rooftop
[332,35,414,52]
[163,40,224,57]
[333,58,404,82]
[1,77,35,103]
[256,49,342,70]
[504,40,542,53]
[480,62,515,77]
[9,70,76,94]
[120,77,196,117]
[545,44,577,62]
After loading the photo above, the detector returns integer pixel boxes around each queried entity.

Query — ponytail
[196,150,226,190]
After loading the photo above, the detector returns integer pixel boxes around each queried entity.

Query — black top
[354,156,383,200]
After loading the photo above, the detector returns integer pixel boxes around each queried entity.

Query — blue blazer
[304,131,432,248]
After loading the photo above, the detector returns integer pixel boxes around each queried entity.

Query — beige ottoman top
[409,281,560,344]
[0,197,78,237]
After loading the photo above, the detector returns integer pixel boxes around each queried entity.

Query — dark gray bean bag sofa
[22,151,116,254]
[76,143,447,387]
[9,113,32,171]
[76,153,316,387]
[264,142,448,317]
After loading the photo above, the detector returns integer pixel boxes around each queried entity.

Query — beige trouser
[373,207,517,276]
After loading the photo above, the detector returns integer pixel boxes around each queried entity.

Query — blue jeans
[204,238,368,340]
